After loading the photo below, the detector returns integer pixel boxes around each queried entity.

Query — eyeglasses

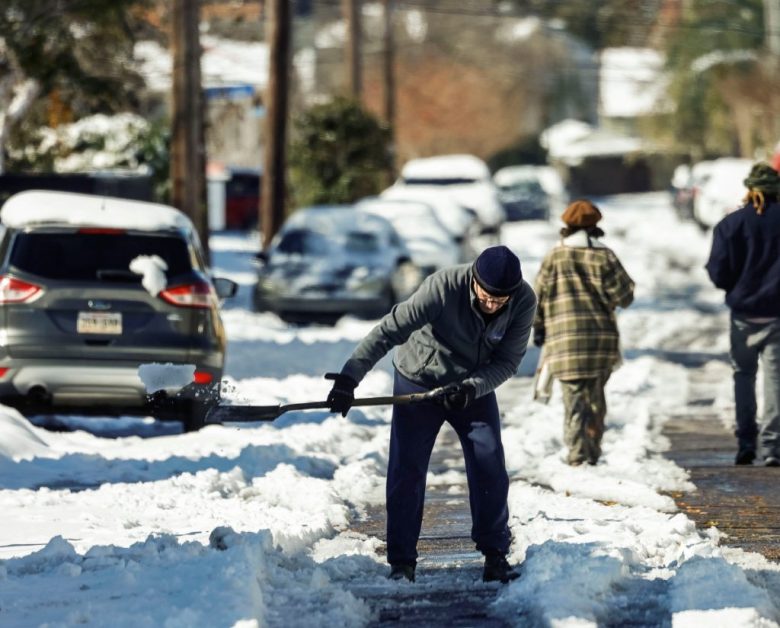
[473,280,510,307]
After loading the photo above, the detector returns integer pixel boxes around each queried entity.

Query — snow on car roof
[356,198,451,241]
[0,190,195,232]
[494,165,566,197]
[401,154,491,181]
[356,197,439,219]
[380,185,474,236]
[493,165,543,186]
[284,205,394,235]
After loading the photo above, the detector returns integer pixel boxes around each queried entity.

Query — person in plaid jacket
[533,199,634,465]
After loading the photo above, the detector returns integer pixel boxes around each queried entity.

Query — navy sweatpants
[386,370,511,565]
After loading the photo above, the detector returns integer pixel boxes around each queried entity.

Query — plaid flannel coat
[533,232,634,380]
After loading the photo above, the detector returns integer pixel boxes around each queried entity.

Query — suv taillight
[159,282,213,309]
[0,275,43,304]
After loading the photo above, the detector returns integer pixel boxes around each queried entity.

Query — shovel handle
[281,387,445,413]
[205,386,448,423]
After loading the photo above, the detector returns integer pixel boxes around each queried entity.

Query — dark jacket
[341,264,537,398]
[705,199,780,317]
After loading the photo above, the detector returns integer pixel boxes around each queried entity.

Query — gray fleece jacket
[341,263,537,398]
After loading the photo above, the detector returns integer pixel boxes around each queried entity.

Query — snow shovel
[204,386,449,424]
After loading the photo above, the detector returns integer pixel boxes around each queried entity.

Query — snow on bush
[14,113,153,173]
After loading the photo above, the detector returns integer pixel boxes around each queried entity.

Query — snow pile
[669,556,777,624]
[0,406,50,461]
[0,530,370,627]
[494,540,629,625]
[138,362,195,394]
[129,255,168,296]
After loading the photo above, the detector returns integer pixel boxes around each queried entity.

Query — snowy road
[1,193,779,627]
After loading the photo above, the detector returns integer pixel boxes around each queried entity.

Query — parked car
[691,158,753,229]
[0,190,238,431]
[379,185,478,260]
[393,154,506,234]
[670,160,715,222]
[207,165,261,230]
[252,206,422,324]
[493,167,551,221]
[225,167,261,229]
[670,162,695,221]
[355,197,461,276]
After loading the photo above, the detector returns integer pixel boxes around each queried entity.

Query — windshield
[345,231,380,253]
[276,229,330,256]
[504,180,544,194]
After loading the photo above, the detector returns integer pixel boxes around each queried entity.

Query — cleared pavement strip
[663,415,780,561]
[349,427,513,627]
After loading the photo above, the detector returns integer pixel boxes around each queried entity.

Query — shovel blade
[205,404,282,423]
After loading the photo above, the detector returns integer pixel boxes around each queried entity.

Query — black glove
[325,372,357,417]
[437,382,476,411]
[533,328,545,348]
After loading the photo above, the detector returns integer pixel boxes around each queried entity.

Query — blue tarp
[204,85,255,101]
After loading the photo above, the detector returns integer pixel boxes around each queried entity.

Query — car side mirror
[213,277,238,299]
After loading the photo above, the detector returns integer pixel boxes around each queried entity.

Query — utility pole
[381,0,395,128]
[170,0,208,261]
[765,0,780,58]
[763,0,780,142]
[381,0,396,179]
[260,0,291,249]
[343,0,362,97]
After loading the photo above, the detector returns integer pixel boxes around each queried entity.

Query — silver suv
[0,190,237,431]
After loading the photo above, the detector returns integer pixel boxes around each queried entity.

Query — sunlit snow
[1,193,778,627]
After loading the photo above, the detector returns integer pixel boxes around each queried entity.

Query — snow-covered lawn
[1,193,778,627]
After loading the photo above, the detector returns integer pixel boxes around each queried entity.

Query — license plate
[77,311,122,335]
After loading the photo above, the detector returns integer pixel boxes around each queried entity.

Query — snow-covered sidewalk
[1,193,778,627]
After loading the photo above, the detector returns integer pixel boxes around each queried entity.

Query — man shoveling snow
[325,246,537,583]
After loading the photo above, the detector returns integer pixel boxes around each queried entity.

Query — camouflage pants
[560,373,610,465]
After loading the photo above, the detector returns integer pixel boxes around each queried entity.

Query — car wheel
[252,291,268,313]
[391,261,421,303]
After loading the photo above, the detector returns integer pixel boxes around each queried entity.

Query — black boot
[388,563,415,582]
[482,553,520,583]
[735,448,756,465]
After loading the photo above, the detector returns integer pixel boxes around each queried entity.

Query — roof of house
[599,47,669,119]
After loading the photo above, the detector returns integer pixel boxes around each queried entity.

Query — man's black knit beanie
[471,245,523,296]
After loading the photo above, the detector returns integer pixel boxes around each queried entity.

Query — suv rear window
[9,232,193,281]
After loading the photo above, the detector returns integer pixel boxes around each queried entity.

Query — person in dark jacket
[705,162,780,466]
[325,246,537,583]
